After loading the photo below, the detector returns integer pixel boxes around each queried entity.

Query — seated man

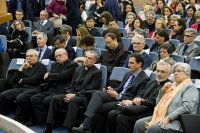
[100,33,130,77]
[30,48,78,124]
[85,16,100,36]
[133,62,199,133]
[124,34,152,69]
[107,61,171,133]
[173,28,200,63]
[0,49,47,116]
[41,50,102,133]
[72,54,150,133]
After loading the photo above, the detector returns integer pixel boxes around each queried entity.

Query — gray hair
[85,50,97,62]
[132,34,145,44]
[145,11,156,18]
[59,25,72,35]
[170,14,181,20]
[37,32,48,42]
[173,62,191,77]
[157,61,172,73]
[184,28,198,38]
[26,49,39,57]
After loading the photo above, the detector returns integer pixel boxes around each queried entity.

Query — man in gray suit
[173,28,200,63]
[32,10,54,45]
[34,33,52,60]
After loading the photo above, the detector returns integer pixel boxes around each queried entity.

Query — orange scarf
[147,78,192,126]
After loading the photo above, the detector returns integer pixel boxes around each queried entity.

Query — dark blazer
[8,0,27,19]
[115,71,149,100]
[65,45,76,60]
[44,60,78,94]
[124,50,152,70]
[87,28,101,36]
[101,43,130,76]
[65,65,102,97]
[67,36,77,47]
[35,47,53,60]
[12,62,47,88]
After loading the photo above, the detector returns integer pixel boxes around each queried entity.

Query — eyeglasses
[184,34,193,38]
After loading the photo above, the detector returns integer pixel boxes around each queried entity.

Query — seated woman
[147,44,176,71]
[76,26,89,48]
[133,62,199,133]
[7,20,28,59]
[74,34,101,63]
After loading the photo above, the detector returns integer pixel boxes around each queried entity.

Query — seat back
[109,67,130,82]
[145,38,155,48]
[169,39,180,49]
[76,47,84,57]
[95,27,105,36]
[95,37,106,49]
[23,20,32,29]
[94,64,107,89]
[25,27,32,43]
[119,28,127,37]
[0,35,7,52]
[189,57,200,72]
[117,21,124,28]
[149,52,159,62]
[170,54,184,62]
[121,37,131,49]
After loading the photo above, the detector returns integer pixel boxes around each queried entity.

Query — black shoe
[72,124,91,133]
[40,128,52,133]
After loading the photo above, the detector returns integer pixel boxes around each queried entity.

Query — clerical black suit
[30,60,78,123]
[107,79,170,133]
[0,62,47,115]
[84,71,149,133]
[46,65,102,129]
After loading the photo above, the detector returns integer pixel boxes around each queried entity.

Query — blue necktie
[182,44,188,55]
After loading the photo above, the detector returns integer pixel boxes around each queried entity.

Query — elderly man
[32,10,54,45]
[133,62,199,133]
[124,34,152,69]
[144,11,156,35]
[41,50,102,133]
[31,48,78,124]
[72,54,149,133]
[35,32,52,61]
[173,28,200,63]
[107,61,172,133]
[101,33,130,77]
[0,49,47,116]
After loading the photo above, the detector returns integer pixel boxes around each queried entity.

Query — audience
[85,16,100,36]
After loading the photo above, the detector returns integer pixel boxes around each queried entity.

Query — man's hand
[18,78,23,84]
[44,73,49,80]
[107,90,118,98]
[159,116,170,128]
[121,100,132,106]
[64,93,76,102]
[19,61,31,71]
[133,97,145,105]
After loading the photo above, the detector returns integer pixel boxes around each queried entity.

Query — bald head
[55,48,68,64]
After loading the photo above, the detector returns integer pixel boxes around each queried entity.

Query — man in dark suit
[30,48,78,124]
[86,17,100,37]
[8,0,36,21]
[107,61,171,133]
[0,49,47,115]
[32,10,54,45]
[59,25,77,47]
[101,33,130,77]
[72,54,149,133]
[40,50,102,133]
[34,32,52,60]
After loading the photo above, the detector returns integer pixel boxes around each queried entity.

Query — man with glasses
[107,61,171,133]
[41,50,102,133]
[30,48,78,125]
[173,28,200,63]
[0,49,47,122]
[124,34,152,69]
